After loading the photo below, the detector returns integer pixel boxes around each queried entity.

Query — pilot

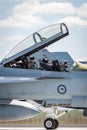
[28,56,38,70]
[61,61,68,72]
[43,58,49,63]
[64,61,68,68]
[40,58,53,71]
[21,56,28,69]
[52,60,60,71]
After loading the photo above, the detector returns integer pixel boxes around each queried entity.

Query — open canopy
[1,23,69,65]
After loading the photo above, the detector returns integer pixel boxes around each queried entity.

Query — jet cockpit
[1,23,70,72]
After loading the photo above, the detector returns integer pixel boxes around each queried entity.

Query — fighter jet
[0,23,87,129]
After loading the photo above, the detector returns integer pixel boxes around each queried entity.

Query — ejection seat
[52,60,60,71]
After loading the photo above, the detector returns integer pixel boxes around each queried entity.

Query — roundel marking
[57,84,67,94]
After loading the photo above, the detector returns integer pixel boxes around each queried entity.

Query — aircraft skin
[0,68,87,108]
[0,23,87,129]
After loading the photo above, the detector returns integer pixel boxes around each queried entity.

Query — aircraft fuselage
[0,66,87,108]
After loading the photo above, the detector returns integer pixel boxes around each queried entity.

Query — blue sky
[0,0,87,61]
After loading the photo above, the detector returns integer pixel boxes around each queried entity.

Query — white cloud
[0,15,45,28]
[58,16,87,26]
[35,2,76,15]
[13,0,38,15]
[0,0,46,28]
[0,1,87,28]
[77,3,87,18]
